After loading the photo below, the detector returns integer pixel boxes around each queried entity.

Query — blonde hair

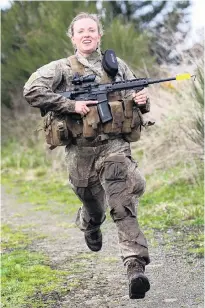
[67,12,104,38]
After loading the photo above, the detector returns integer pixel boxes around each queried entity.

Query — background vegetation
[1,1,204,307]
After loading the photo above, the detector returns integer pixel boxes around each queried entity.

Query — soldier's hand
[75,100,97,116]
[132,89,148,105]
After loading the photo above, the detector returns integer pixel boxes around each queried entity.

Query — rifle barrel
[148,77,176,84]
[149,73,192,84]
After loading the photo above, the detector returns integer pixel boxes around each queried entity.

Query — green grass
[1,250,68,307]
[139,175,204,229]
[1,224,48,250]
[2,172,80,215]
[1,224,73,308]
[2,224,36,251]
[1,139,51,170]
[157,227,204,259]
[186,231,204,258]
[137,166,204,257]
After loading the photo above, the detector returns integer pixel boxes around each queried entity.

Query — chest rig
[68,55,142,142]
[43,55,142,149]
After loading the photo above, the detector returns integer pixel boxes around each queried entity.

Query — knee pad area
[110,203,135,222]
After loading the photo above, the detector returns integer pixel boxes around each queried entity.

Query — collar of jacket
[75,49,102,66]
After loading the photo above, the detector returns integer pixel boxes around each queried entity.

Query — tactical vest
[43,55,142,149]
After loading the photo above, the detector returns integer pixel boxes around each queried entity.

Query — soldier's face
[72,18,101,56]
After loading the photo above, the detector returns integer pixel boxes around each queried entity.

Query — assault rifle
[47,73,193,123]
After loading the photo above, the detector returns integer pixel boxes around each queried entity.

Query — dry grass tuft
[132,74,203,179]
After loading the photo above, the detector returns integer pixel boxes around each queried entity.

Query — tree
[101,18,153,72]
[100,0,191,64]
[1,1,97,108]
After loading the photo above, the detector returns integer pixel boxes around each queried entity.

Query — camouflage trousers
[65,138,150,265]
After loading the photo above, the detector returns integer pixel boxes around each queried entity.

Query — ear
[97,34,101,43]
[71,36,75,45]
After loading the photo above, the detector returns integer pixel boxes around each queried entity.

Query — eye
[89,29,95,32]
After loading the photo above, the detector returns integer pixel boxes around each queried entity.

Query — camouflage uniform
[24,50,150,266]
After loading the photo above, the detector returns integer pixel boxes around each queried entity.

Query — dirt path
[2,189,204,308]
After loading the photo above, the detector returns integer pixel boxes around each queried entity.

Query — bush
[191,61,204,149]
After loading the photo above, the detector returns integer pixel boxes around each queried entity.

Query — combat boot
[126,259,150,299]
[84,227,102,252]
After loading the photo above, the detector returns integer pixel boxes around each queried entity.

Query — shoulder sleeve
[23,59,76,114]
[117,57,136,100]
[117,57,136,80]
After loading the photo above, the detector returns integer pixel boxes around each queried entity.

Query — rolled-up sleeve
[23,59,76,114]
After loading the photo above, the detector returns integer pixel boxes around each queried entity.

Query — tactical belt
[72,138,108,147]
[72,134,123,147]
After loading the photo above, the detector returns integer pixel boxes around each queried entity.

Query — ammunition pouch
[81,100,143,142]
[82,106,100,139]
[43,111,72,149]
[123,108,143,143]
[121,99,133,134]
[103,101,124,135]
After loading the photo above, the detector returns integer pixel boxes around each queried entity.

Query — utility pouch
[66,115,83,138]
[122,99,133,134]
[123,108,142,142]
[83,106,100,139]
[43,112,72,149]
[103,101,124,134]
